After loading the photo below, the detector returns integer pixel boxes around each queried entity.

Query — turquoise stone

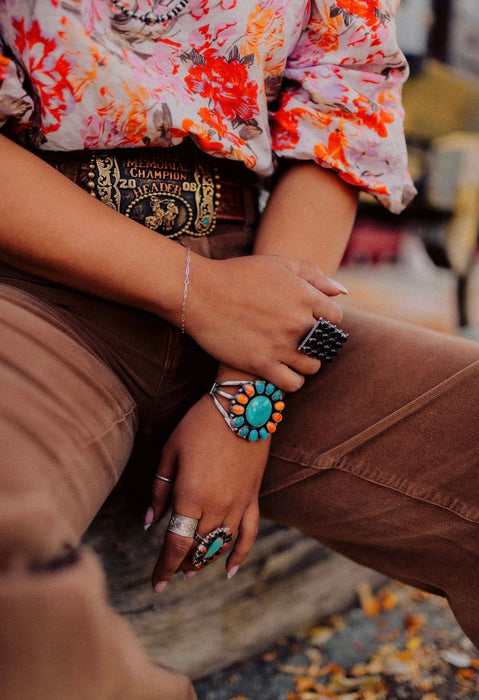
[245,395,272,428]
[205,536,224,558]
[203,216,210,224]
[265,383,275,395]
[259,427,269,439]
[239,426,249,438]
[233,416,245,427]
[272,390,282,401]
[255,380,265,394]
[248,429,259,442]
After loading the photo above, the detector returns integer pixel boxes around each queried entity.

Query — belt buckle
[87,148,219,237]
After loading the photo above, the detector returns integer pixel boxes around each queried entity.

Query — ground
[194,580,479,700]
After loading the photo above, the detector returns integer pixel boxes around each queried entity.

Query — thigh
[260,307,479,641]
[0,284,138,561]
[261,306,479,503]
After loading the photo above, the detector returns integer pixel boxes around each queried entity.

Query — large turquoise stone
[205,536,224,558]
[245,395,272,428]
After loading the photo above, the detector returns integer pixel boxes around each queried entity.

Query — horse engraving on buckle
[86,149,220,237]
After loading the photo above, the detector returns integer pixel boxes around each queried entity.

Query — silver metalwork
[111,0,190,25]
[181,247,191,334]
[154,474,174,484]
[167,513,198,538]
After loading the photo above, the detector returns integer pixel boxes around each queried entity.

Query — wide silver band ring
[167,513,199,538]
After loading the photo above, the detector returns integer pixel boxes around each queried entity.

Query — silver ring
[192,526,233,569]
[167,513,199,538]
[154,474,174,484]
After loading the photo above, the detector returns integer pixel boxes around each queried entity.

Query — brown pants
[1,221,478,699]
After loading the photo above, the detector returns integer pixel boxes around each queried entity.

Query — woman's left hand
[146,391,271,591]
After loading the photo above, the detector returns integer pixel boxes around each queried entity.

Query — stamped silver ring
[167,513,199,538]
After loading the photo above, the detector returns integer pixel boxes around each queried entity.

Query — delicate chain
[181,247,191,334]
[111,0,190,25]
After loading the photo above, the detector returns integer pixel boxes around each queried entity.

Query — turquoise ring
[209,379,285,441]
[192,526,233,569]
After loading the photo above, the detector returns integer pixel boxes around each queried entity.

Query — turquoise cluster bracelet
[209,379,285,441]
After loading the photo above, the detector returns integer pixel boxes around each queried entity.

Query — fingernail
[330,279,349,295]
[227,565,239,580]
[183,570,198,580]
[143,507,155,531]
[154,581,168,594]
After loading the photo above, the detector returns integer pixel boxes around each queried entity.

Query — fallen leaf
[308,626,335,646]
[441,649,472,668]
[357,581,381,617]
[456,668,475,679]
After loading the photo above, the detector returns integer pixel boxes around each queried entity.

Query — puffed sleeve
[0,33,36,137]
[270,0,416,213]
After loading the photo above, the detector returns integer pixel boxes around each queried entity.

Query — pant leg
[0,285,197,699]
[260,306,479,647]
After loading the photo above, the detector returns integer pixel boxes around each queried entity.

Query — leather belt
[39,143,258,238]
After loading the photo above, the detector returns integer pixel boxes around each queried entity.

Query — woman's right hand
[185,253,347,393]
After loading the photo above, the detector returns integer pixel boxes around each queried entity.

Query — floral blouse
[0,0,416,212]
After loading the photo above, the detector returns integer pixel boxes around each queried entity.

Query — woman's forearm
[0,135,187,326]
[254,162,358,276]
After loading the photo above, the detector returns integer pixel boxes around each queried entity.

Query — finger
[287,350,322,377]
[283,259,349,297]
[226,501,260,578]
[262,360,305,393]
[152,529,198,592]
[144,445,177,530]
[311,296,343,327]
[152,505,203,590]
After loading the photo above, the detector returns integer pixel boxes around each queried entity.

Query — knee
[0,492,78,573]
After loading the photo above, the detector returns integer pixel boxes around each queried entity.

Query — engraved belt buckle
[87,149,220,237]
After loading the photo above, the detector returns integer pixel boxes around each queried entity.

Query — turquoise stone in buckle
[209,379,285,441]
[192,526,233,569]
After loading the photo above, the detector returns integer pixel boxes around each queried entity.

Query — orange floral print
[185,48,259,122]
[0,0,416,212]
[11,17,74,133]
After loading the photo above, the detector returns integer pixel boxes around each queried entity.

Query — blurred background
[337,0,479,338]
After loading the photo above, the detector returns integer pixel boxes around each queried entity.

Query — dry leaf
[377,588,398,612]
[357,581,381,617]
[294,676,319,692]
[308,626,335,646]
[441,649,471,668]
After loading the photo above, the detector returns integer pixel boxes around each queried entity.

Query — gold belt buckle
[87,148,220,237]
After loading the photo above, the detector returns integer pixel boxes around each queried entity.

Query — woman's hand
[145,391,272,592]
[185,253,347,393]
